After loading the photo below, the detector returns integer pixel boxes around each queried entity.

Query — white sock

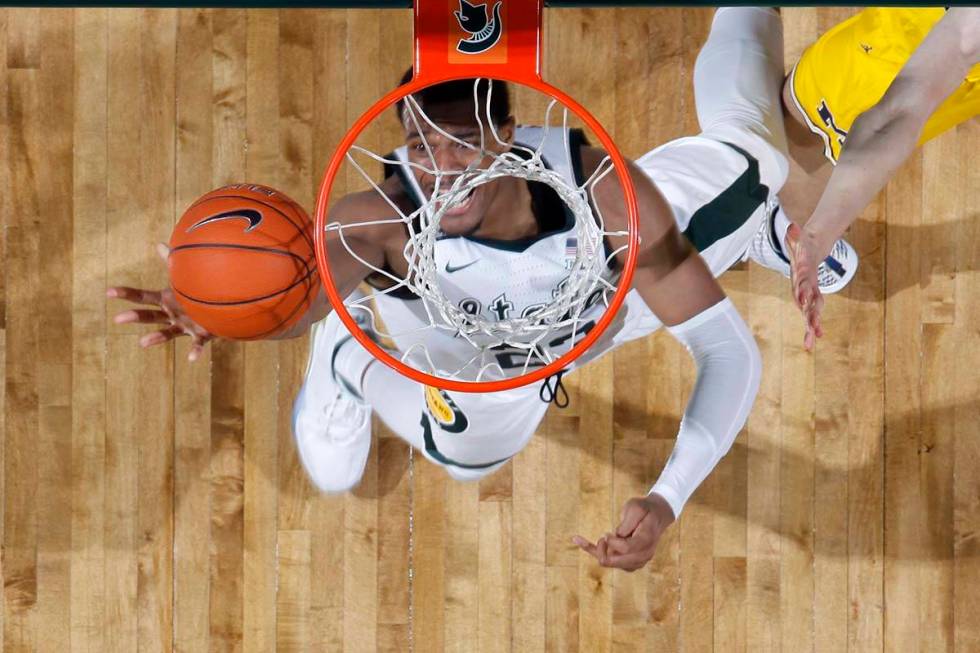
[772,206,792,262]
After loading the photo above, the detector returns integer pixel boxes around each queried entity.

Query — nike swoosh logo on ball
[188,208,263,233]
[445,259,480,273]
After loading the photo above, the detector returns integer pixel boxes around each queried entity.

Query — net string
[325,79,630,381]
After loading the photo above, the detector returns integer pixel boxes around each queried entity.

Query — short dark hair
[394,66,512,127]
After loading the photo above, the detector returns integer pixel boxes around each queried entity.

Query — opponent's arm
[791,8,980,340]
[803,8,980,259]
[574,150,762,571]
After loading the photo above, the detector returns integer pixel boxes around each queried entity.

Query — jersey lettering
[817,100,848,146]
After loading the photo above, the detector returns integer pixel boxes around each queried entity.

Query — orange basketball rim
[314,0,640,393]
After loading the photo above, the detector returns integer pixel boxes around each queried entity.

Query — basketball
[168,183,319,340]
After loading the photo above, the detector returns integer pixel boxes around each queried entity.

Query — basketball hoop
[314,0,640,393]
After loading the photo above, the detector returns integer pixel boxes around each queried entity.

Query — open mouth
[430,186,477,218]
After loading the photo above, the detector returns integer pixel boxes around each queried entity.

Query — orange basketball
[168,183,319,340]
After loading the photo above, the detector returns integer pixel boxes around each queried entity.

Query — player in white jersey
[111,8,804,571]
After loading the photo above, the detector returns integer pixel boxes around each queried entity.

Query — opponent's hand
[785,223,824,351]
[107,243,214,362]
[572,493,675,572]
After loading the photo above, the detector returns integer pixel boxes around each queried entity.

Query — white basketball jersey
[373,126,619,377]
[372,127,776,379]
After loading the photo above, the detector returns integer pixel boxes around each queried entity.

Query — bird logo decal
[454,0,504,55]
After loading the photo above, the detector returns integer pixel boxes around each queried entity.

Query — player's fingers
[187,331,214,361]
[139,325,184,348]
[604,550,651,572]
[572,535,596,553]
[596,536,610,565]
[114,309,171,325]
[107,286,163,306]
[606,536,631,556]
[188,341,205,362]
[792,270,810,309]
[616,500,648,537]
[156,242,171,262]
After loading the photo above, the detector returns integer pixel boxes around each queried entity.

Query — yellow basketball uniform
[788,8,980,163]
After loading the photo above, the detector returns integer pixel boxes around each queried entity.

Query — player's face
[403,99,514,236]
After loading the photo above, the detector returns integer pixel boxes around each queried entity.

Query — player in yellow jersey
[774,7,980,349]
[789,8,980,165]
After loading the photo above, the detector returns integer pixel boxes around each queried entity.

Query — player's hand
[572,493,675,572]
[107,243,214,362]
[785,223,824,351]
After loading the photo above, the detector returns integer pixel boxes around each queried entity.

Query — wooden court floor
[1,6,979,652]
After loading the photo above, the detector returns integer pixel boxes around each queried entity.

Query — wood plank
[714,557,747,653]
[103,9,145,652]
[546,565,579,653]
[209,339,247,651]
[478,500,512,653]
[70,9,109,653]
[511,427,547,653]
[883,149,924,653]
[33,10,74,653]
[135,10,177,651]
[0,7,8,341]
[277,530,312,652]
[745,241,785,653]
[919,323,956,653]
[173,9,214,652]
[779,316,815,653]
[444,477,479,653]
[4,63,41,644]
[845,187,886,653]
[952,120,980,653]
[576,358,615,653]
[812,249,849,652]
[375,430,411,650]
[308,13,349,652]
[916,131,959,653]
[544,413,581,650]
[412,457,447,652]
[242,10,280,653]
[209,8,248,651]
[5,8,39,70]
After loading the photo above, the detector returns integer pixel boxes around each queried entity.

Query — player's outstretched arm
[267,190,396,340]
[108,191,393,358]
[791,7,980,342]
[573,149,762,571]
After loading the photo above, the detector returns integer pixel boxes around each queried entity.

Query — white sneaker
[747,206,859,294]
[815,237,858,294]
[292,297,373,494]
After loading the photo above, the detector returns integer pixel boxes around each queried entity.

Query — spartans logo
[424,386,469,433]
[454,0,503,55]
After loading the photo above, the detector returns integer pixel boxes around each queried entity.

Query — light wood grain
[1,7,978,652]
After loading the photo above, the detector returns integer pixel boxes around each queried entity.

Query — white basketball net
[326,79,630,382]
